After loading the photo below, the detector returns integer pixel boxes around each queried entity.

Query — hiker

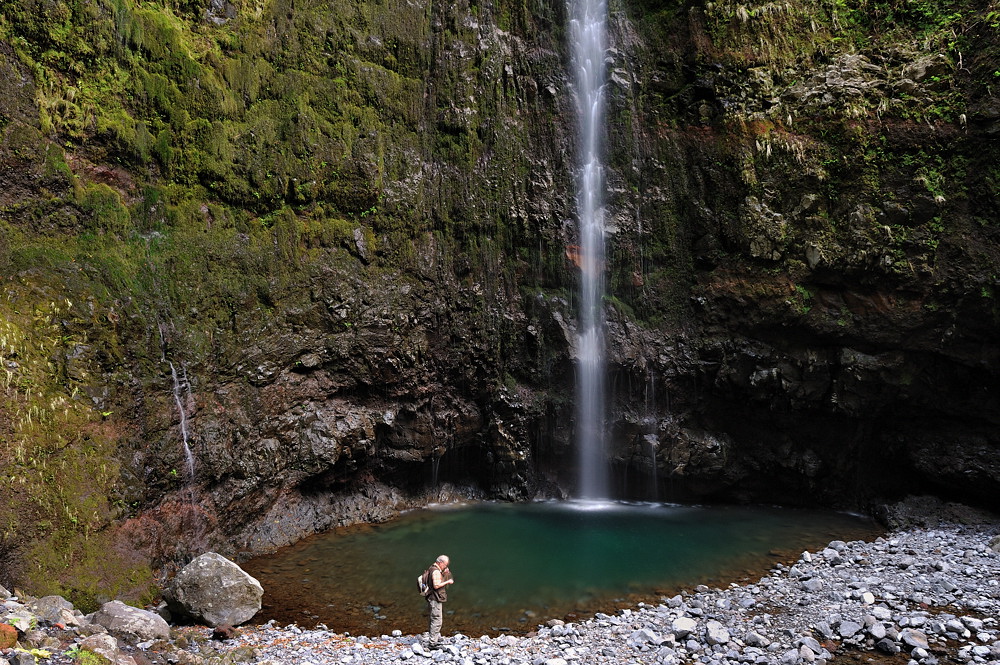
[424,554,454,646]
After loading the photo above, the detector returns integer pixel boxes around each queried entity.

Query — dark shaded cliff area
[1,0,998,606]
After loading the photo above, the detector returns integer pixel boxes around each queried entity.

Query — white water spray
[570,0,609,499]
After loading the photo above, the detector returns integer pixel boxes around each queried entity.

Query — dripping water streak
[169,360,195,481]
[571,0,609,499]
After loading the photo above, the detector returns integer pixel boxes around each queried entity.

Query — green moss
[0,285,154,604]
[78,183,131,236]
[75,650,113,665]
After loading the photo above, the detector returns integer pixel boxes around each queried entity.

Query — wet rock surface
[2,504,998,665]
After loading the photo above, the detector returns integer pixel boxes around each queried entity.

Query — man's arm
[431,568,453,588]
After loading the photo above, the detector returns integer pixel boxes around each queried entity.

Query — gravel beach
[3,500,999,665]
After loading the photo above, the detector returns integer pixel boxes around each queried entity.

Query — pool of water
[241,501,881,636]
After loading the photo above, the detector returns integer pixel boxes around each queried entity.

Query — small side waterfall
[168,360,195,481]
[158,322,206,553]
[570,0,609,499]
[159,322,195,480]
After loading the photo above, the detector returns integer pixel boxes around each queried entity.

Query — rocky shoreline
[2,500,999,665]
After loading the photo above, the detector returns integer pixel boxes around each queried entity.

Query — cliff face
[1,0,998,604]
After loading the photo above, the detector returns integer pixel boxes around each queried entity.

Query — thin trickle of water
[168,360,195,481]
[431,455,441,488]
[570,0,609,499]
[159,322,195,481]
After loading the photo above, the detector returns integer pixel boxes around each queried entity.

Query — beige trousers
[427,598,443,643]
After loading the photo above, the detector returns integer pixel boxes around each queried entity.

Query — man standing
[424,554,454,646]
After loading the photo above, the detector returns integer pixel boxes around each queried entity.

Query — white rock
[672,617,697,639]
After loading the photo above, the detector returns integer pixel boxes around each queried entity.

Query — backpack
[417,568,431,596]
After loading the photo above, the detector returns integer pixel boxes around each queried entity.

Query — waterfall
[570,0,608,500]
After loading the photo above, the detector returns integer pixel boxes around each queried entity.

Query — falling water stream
[571,0,609,500]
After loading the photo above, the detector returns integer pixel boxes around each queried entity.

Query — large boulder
[90,600,171,642]
[163,552,263,627]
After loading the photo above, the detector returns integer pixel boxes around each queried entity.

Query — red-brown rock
[0,622,18,649]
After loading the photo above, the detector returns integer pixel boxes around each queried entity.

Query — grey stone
[78,633,138,665]
[705,620,730,646]
[4,610,36,633]
[672,617,697,639]
[876,638,901,654]
[802,579,824,593]
[813,622,834,640]
[961,616,983,631]
[90,601,170,642]
[946,619,968,635]
[900,628,929,650]
[821,549,844,566]
[838,621,863,638]
[7,653,35,665]
[163,552,263,627]
[796,636,820,654]
[627,628,661,647]
[901,54,951,83]
[27,596,78,627]
[871,606,893,621]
